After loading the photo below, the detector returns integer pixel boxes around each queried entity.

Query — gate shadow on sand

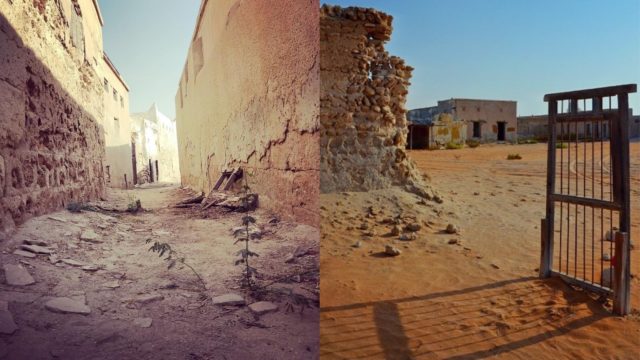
[320,276,607,359]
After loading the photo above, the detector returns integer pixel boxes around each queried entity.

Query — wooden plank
[555,111,616,124]
[212,170,231,191]
[617,93,632,313]
[544,99,557,279]
[223,168,243,191]
[550,194,621,211]
[539,218,551,278]
[544,84,637,102]
[613,232,630,315]
[550,271,612,295]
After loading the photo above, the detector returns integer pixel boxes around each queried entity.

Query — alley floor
[320,142,639,359]
[0,185,319,360]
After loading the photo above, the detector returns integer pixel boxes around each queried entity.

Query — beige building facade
[175,0,319,225]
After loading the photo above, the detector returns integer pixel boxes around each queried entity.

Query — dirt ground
[320,142,639,359]
[0,185,319,360]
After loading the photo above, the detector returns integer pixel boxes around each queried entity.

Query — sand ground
[320,142,639,359]
[0,185,319,360]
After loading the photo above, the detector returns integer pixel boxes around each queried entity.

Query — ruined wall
[0,0,105,235]
[320,5,423,193]
[175,0,319,225]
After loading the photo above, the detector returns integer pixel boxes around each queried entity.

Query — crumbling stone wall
[320,5,424,193]
[175,0,319,226]
[0,1,105,235]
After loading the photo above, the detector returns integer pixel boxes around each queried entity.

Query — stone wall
[0,1,105,236]
[320,5,424,193]
[175,0,319,226]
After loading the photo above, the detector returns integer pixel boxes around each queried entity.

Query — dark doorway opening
[407,125,429,149]
[473,121,482,138]
[497,122,506,141]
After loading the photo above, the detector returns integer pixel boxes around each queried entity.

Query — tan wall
[320,5,425,193]
[101,57,133,188]
[175,0,319,226]
[440,99,517,142]
[0,0,105,235]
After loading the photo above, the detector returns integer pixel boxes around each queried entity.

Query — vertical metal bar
[583,109,587,281]
[559,107,564,273]
[591,116,595,284]
[617,92,631,307]
[608,97,614,288]
[542,99,558,278]
[574,109,578,277]
[600,117,604,287]
[566,101,571,274]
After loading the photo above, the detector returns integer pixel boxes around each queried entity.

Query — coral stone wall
[175,0,319,226]
[320,5,421,193]
[0,1,105,236]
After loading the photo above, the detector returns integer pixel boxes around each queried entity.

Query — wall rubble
[0,1,105,235]
[320,5,428,195]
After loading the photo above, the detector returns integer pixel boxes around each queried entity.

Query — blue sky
[100,0,200,118]
[100,1,640,118]
[328,0,640,115]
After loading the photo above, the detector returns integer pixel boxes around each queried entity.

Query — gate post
[613,232,630,315]
[539,218,552,278]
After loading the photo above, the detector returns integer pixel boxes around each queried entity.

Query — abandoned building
[101,53,133,188]
[518,109,640,140]
[408,98,517,148]
[175,0,319,225]
[320,5,426,193]
[0,0,109,235]
[130,104,180,184]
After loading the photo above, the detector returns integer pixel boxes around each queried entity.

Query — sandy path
[320,142,639,359]
[0,185,319,359]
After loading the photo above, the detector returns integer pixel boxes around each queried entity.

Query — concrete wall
[175,0,319,226]
[320,5,424,193]
[101,55,133,188]
[439,99,517,142]
[131,104,180,184]
[430,113,467,148]
[0,0,106,235]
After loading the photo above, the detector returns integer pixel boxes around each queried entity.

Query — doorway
[497,122,506,141]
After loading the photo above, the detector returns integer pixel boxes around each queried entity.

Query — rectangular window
[104,78,109,92]
[113,88,118,101]
[120,96,124,108]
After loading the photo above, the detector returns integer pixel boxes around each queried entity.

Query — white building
[130,104,180,184]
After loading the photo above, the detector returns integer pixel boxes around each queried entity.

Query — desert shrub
[507,153,522,160]
[556,142,568,149]
[518,138,538,144]
[466,139,480,148]
[446,141,464,150]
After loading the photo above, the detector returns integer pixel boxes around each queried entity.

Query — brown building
[408,98,517,149]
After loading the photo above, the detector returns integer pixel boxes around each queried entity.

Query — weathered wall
[320,5,423,193]
[175,0,319,226]
[431,113,467,148]
[0,1,105,235]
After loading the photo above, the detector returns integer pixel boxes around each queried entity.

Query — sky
[100,0,200,118]
[100,1,640,118]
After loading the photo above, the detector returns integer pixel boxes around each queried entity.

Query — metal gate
[539,84,635,315]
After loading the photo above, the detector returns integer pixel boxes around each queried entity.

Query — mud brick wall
[175,0,319,226]
[320,5,426,193]
[0,1,105,236]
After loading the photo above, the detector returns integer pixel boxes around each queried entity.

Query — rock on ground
[133,317,153,328]
[248,301,278,315]
[0,300,18,335]
[212,293,245,306]
[3,264,35,286]
[20,244,53,255]
[385,245,401,257]
[80,230,102,243]
[45,297,91,315]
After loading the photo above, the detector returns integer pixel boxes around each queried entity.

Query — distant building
[100,53,133,188]
[517,109,639,140]
[131,104,180,184]
[407,98,517,149]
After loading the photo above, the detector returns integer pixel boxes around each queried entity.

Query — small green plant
[445,141,464,150]
[233,177,262,289]
[507,153,522,160]
[466,139,480,148]
[146,239,207,292]
[518,138,538,144]
[556,142,568,149]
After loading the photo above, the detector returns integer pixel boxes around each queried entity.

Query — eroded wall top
[320,5,426,194]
